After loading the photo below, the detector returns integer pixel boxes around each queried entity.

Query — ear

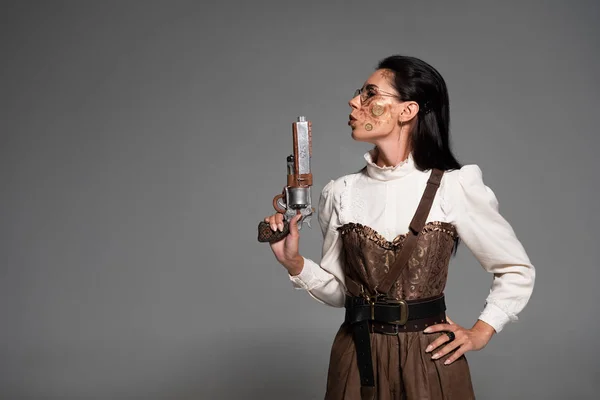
[397,101,419,124]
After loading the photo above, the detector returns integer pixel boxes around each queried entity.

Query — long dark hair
[377,55,462,254]
[377,55,462,172]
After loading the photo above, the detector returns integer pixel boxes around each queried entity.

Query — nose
[348,95,360,110]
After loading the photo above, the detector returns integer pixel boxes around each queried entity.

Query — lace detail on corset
[337,221,458,250]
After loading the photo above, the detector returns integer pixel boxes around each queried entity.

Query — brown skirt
[325,324,475,400]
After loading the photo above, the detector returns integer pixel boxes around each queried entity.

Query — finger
[444,344,469,365]
[423,323,455,334]
[269,216,278,231]
[446,316,455,325]
[425,332,453,353]
[288,213,302,237]
[431,337,463,360]
[275,213,284,231]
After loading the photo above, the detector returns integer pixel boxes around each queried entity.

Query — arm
[288,179,347,307]
[443,164,536,333]
[423,164,536,365]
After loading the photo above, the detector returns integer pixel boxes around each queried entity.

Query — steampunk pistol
[258,116,314,243]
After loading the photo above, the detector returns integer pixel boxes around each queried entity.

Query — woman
[263,55,535,400]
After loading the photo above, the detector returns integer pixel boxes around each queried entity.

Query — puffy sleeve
[287,178,347,307]
[442,165,536,333]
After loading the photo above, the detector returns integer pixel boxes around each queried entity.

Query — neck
[374,133,411,167]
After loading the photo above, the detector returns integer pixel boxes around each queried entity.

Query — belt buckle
[384,298,409,325]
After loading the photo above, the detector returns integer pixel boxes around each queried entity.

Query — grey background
[1,0,598,399]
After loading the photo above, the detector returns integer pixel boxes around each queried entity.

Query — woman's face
[348,69,402,142]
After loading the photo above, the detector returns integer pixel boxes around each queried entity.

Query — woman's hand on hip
[423,316,496,365]
[264,212,304,276]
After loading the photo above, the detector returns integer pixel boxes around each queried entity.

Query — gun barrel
[290,116,312,187]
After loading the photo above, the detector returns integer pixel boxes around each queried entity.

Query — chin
[351,129,371,143]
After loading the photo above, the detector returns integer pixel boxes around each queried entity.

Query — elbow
[333,292,346,308]
[321,288,346,308]
[494,262,536,286]
[521,263,536,293]
[327,288,347,308]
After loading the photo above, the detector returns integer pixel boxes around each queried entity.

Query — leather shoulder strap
[376,168,445,295]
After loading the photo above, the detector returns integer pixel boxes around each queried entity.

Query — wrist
[472,319,496,338]
[286,255,304,276]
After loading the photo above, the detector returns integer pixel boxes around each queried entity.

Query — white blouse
[288,148,535,333]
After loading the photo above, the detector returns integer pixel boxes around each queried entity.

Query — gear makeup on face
[371,104,385,117]
[364,123,373,131]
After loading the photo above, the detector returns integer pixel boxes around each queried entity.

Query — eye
[366,87,378,99]
[362,87,378,103]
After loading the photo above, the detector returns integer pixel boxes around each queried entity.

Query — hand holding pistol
[258,116,314,243]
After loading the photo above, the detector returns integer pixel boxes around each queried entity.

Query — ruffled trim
[363,147,417,181]
[337,221,458,250]
[364,147,411,170]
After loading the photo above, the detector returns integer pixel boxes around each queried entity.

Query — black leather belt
[344,294,446,399]
[345,294,446,326]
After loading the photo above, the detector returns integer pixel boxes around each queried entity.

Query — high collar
[363,147,417,181]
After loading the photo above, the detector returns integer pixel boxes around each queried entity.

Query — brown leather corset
[338,221,458,300]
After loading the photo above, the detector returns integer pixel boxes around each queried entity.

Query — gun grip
[258,220,290,243]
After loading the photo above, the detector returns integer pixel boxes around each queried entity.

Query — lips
[348,114,357,126]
